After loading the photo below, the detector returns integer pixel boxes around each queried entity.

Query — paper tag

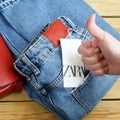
[60,39,90,87]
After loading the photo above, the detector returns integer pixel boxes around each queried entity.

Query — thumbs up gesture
[78,14,120,76]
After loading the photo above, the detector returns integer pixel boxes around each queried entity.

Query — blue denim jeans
[0,0,120,120]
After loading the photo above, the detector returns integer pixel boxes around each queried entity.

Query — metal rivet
[40,89,47,95]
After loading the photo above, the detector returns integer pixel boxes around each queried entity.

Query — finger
[78,40,100,57]
[85,59,108,71]
[91,67,108,76]
[81,38,97,48]
[82,53,103,65]
[78,46,98,57]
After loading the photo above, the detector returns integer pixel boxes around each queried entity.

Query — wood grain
[0,102,58,120]
[0,101,120,120]
[84,101,120,120]
[86,0,120,16]
[0,0,120,120]
[104,18,120,32]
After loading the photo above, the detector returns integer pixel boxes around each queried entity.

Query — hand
[78,14,120,76]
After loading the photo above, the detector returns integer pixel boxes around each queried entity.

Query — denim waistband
[0,0,18,12]
[14,16,91,79]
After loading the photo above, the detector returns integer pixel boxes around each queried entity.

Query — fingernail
[92,14,96,19]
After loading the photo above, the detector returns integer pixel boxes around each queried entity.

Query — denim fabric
[0,0,120,120]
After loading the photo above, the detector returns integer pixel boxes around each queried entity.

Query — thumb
[86,14,120,64]
[86,14,105,40]
[86,14,118,47]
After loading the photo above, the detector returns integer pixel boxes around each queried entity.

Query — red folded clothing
[0,34,24,97]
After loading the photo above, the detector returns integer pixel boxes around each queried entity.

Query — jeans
[0,0,120,120]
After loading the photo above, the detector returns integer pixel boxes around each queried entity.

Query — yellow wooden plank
[0,89,30,101]
[0,102,58,120]
[104,18,120,32]
[0,101,120,120]
[85,0,120,16]
[104,79,120,99]
[84,101,120,120]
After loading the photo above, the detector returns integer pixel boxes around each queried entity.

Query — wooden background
[0,0,120,120]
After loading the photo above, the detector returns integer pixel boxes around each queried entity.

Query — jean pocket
[71,73,93,113]
[14,16,94,120]
[71,73,119,115]
[14,32,69,119]
[14,16,92,87]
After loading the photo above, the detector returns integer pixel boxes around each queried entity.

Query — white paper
[60,39,89,87]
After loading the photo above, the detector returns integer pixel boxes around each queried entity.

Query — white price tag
[60,39,90,87]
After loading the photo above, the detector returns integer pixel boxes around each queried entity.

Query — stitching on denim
[23,72,67,118]
[48,94,69,119]
[71,74,92,113]
[70,28,90,41]
[58,16,77,30]
[30,74,42,90]
[45,71,63,90]
[35,36,56,66]
[14,54,40,77]
[28,74,69,119]
[25,35,51,55]
[23,23,51,53]
[15,29,90,80]
[22,54,40,75]
[72,91,92,113]
[58,16,91,42]
[15,16,92,83]
[15,37,56,76]
[0,0,18,12]
[35,47,57,67]
[24,35,56,66]
[36,47,56,67]
[71,73,92,93]
[28,24,51,51]
[14,62,30,79]
[14,56,33,77]
[25,78,68,119]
